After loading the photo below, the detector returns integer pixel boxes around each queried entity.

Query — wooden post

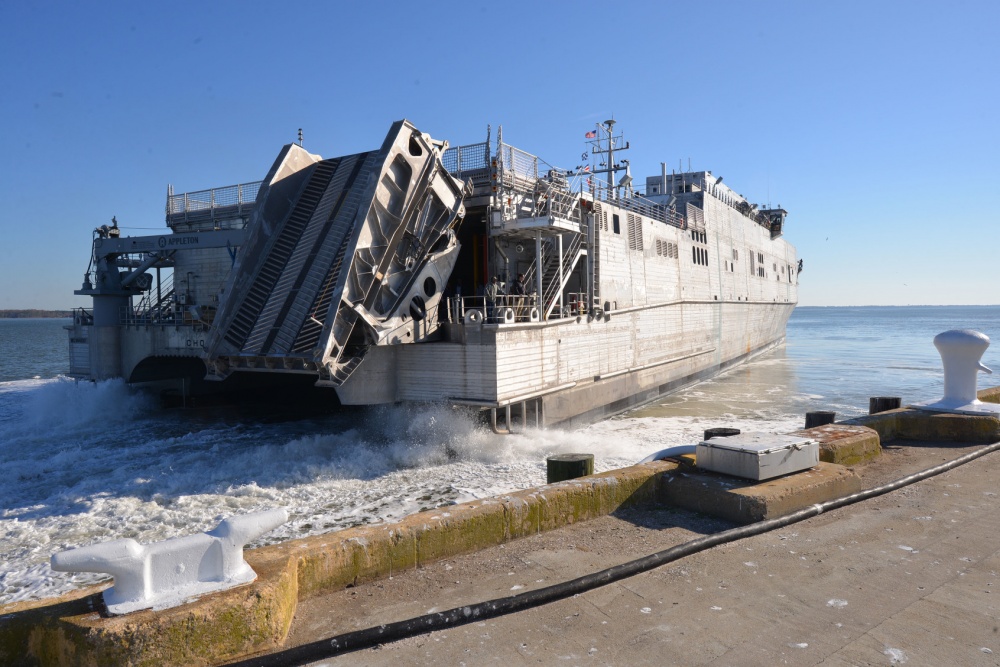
[547,453,594,484]
[869,397,902,414]
[805,411,836,428]
[703,427,741,441]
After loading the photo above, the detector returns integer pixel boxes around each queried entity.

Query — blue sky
[1,0,997,309]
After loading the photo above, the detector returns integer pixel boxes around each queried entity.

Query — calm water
[1,306,999,604]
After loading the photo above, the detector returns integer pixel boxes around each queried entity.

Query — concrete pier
[2,388,998,666]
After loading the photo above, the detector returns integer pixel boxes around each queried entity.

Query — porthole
[423,276,437,297]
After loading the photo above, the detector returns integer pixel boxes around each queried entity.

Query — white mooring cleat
[50,508,288,615]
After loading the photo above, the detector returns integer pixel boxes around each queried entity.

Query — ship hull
[335,299,794,428]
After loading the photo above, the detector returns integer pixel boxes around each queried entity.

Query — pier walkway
[278,440,999,666]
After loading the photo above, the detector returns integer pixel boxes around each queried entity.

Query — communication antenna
[587,118,629,195]
[297,128,303,146]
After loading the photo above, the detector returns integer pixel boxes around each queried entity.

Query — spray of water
[0,366,807,606]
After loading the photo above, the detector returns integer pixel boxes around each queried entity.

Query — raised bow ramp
[205,120,466,387]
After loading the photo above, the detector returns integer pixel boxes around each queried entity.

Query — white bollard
[912,329,1000,415]
[51,508,288,615]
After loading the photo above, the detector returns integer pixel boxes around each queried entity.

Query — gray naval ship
[68,120,799,431]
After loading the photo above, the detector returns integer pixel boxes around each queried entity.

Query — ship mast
[584,119,630,197]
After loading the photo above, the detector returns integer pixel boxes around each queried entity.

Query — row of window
[598,205,794,283]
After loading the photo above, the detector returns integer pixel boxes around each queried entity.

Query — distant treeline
[0,310,73,318]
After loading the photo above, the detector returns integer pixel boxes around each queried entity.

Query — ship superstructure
[68,120,798,429]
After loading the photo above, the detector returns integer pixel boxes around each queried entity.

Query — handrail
[441,142,490,177]
[448,294,564,325]
[166,181,262,222]
[593,184,686,229]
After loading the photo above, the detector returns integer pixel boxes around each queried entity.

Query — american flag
[585,130,596,138]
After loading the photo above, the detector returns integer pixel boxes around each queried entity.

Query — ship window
[733,248,738,261]
[423,276,437,297]
[613,214,620,234]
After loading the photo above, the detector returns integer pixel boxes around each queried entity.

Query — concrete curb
[0,461,676,666]
[792,423,882,466]
[845,408,1000,444]
[978,385,1000,404]
[661,461,862,524]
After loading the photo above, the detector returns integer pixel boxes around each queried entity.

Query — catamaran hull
[334,299,794,428]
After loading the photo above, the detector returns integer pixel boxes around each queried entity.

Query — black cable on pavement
[226,439,1000,666]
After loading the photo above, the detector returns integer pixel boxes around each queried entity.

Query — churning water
[1,306,999,604]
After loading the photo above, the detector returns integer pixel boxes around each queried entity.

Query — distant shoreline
[0,310,72,319]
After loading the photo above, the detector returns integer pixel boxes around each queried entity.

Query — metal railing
[130,272,175,323]
[593,184,686,229]
[166,181,262,223]
[446,294,551,324]
[699,177,776,231]
[441,142,490,179]
[71,307,93,328]
[497,144,541,184]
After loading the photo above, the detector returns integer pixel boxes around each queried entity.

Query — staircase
[540,233,585,319]
[222,160,337,351]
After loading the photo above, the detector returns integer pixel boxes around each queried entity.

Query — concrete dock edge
[1,461,677,666]
[3,393,999,666]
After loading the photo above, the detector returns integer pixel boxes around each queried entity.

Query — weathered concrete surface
[280,441,1000,666]
[659,462,862,525]
[980,385,1000,404]
[275,459,676,600]
[848,408,1000,444]
[0,462,676,666]
[791,423,882,465]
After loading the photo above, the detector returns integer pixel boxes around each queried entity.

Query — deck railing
[166,181,262,224]
[593,184,686,229]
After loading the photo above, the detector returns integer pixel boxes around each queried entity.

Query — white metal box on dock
[695,433,818,481]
